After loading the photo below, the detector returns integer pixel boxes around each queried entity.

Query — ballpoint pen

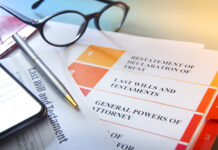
[12,33,79,109]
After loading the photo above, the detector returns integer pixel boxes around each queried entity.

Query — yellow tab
[210,71,218,87]
[77,45,125,68]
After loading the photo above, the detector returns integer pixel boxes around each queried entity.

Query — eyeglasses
[0,0,129,47]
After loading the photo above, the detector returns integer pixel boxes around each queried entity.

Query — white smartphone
[0,64,46,140]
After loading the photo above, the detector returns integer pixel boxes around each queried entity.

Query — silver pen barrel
[12,33,78,109]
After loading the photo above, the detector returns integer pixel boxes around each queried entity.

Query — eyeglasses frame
[0,1,129,47]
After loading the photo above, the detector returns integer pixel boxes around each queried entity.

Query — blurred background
[1,0,218,50]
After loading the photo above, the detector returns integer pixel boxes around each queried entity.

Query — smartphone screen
[0,65,46,139]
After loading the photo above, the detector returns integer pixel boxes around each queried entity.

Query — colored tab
[77,45,125,67]
[68,62,108,88]
[197,88,216,113]
[210,72,218,87]
[80,88,91,97]
[207,94,218,119]
[193,120,218,150]
[181,114,202,143]
[175,144,187,150]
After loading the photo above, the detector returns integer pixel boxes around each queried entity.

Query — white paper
[0,35,115,150]
[52,23,217,150]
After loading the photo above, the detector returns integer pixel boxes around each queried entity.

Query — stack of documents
[0,21,217,150]
[55,22,217,150]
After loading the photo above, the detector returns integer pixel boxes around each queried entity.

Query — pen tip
[65,94,79,109]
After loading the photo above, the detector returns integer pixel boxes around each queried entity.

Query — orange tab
[80,88,91,97]
[68,62,108,88]
[193,120,218,150]
[180,114,202,143]
[210,72,218,88]
[175,144,187,150]
[207,94,218,120]
[77,45,125,67]
[196,88,216,113]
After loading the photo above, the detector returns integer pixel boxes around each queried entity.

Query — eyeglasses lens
[42,12,86,46]
[99,4,126,31]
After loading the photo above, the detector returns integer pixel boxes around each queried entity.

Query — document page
[0,42,115,150]
[55,25,217,150]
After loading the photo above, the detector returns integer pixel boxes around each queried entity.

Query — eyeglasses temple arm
[97,0,130,10]
[96,0,114,4]
[0,3,35,25]
[32,0,112,9]
[32,0,44,9]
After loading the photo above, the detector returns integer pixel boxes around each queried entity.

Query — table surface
[1,0,218,50]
